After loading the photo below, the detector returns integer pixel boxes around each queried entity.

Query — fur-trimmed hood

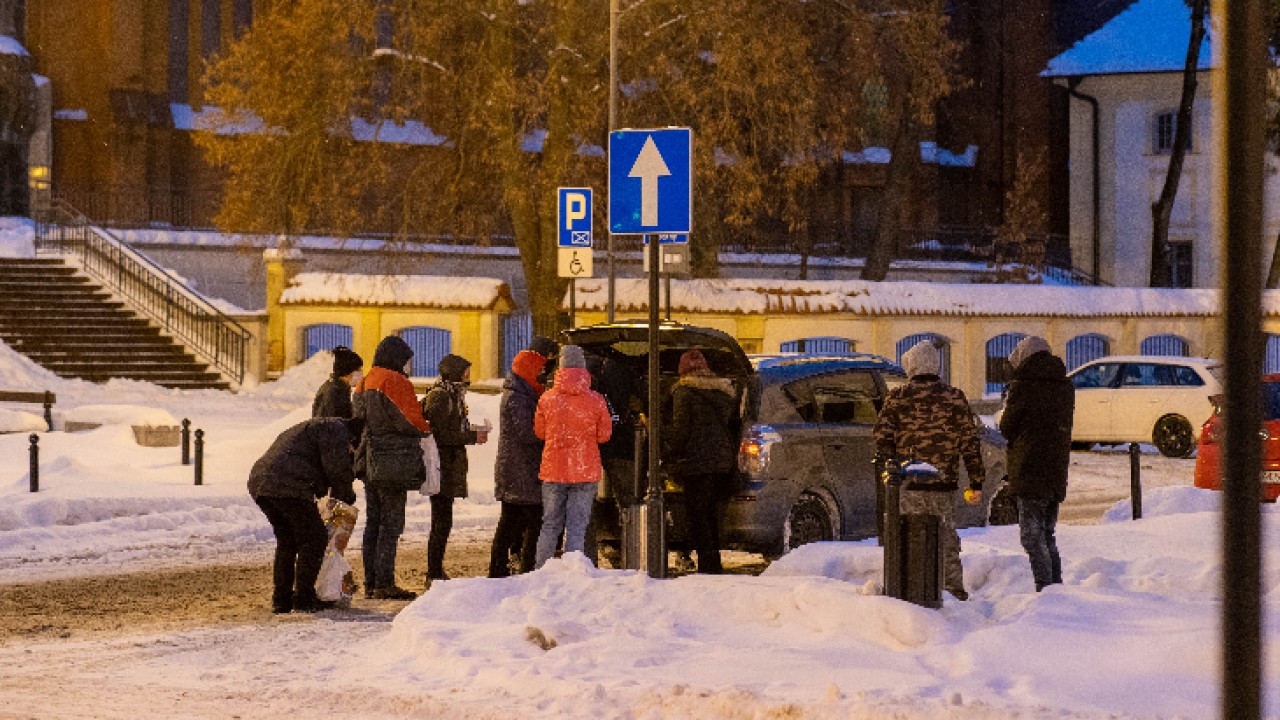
[676,373,736,396]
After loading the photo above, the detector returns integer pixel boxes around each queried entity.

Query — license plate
[1263,471,1280,485]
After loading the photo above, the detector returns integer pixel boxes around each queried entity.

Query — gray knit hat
[901,340,940,378]
[1009,335,1052,370]
[559,344,586,369]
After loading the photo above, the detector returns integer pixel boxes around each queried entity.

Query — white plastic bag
[419,434,442,496]
[316,543,352,602]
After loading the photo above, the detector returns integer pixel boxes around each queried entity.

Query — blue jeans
[1018,497,1062,591]
[535,482,599,569]
[362,484,407,590]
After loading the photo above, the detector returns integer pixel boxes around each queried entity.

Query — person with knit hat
[487,346,551,577]
[532,344,613,568]
[665,348,740,574]
[312,346,364,419]
[421,353,488,587]
[999,335,1074,592]
[874,339,985,601]
[352,335,430,601]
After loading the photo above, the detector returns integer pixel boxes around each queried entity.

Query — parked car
[1066,355,1222,458]
[1193,375,1280,502]
[563,321,1012,558]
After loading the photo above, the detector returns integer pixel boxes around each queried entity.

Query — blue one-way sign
[557,187,593,247]
[609,128,692,235]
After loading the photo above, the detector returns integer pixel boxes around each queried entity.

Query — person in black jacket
[999,335,1075,592]
[422,353,489,587]
[665,348,739,574]
[487,346,550,577]
[312,346,363,419]
[248,417,362,613]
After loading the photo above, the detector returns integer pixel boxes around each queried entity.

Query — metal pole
[28,434,38,493]
[1128,442,1142,520]
[1219,0,1265,715]
[181,418,191,465]
[882,461,902,598]
[569,279,576,329]
[607,0,619,323]
[644,234,666,578]
[665,269,672,321]
[622,421,646,570]
[194,429,205,486]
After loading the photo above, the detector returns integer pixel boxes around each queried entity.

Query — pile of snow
[1103,484,1221,522]
[0,408,46,433]
[0,217,35,259]
[242,350,334,402]
[62,404,179,428]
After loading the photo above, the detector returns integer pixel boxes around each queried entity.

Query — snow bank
[0,408,46,433]
[242,351,333,402]
[62,404,179,428]
[1103,485,1221,522]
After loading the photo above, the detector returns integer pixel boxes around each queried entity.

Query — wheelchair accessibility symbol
[557,247,594,278]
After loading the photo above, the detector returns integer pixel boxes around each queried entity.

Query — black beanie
[332,346,363,377]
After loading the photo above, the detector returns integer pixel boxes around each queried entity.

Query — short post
[42,391,54,431]
[621,422,646,570]
[1128,442,1142,520]
[874,458,886,546]
[194,428,205,486]
[28,434,39,493]
[882,461,902,598]
[181,419,191,465]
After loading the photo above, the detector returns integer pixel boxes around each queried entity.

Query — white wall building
[1044,0,1278,288]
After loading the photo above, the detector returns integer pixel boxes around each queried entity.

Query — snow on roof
[281,272,515,310]
[566,277,1243,318]
[0,35,29,57]
[1043,0,1215,77]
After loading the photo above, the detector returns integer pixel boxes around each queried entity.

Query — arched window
[986,332,1027,395]
[895,333,951,384]
[301,323,354,361]
[500,311,534,373]
[1065,334,1110,371]
[779,337,856,355]
[399,326,452,377]
[1140,334,1189,357]
[1266,335,1280,374]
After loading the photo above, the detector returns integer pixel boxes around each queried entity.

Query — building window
[1166,240,1193,288]
[399,326,452,378]
[168,0,190,102]
[780,337,856,355]
[985,332,1027,395]
[1140,334,1190,357]
[895,333,951,384]
[201,0,221,59]
[302,324,354,361]
[1065,334,1110,372]
[1154,111,1192,154]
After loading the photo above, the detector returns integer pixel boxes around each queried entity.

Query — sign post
[557,188,594,327]
[609,128,692,578]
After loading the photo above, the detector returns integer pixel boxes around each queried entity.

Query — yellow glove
[963,488,981,506]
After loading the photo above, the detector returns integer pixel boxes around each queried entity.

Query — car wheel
[781,490,838,555]
[1153,415,1194,458]
[987,485,1018,526]
[1070,442,1094,452]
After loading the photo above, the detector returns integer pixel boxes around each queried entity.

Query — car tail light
[738,424,780,477]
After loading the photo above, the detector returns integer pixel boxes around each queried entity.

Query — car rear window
[1173,365,1205,386]
[1071,362,1121,389]
[761,370,880,424]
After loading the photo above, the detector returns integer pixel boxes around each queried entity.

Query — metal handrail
[33,199,252,386]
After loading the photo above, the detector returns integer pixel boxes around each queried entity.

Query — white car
[1067,355,1222,458]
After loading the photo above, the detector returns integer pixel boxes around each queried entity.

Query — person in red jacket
[533,345,613,568]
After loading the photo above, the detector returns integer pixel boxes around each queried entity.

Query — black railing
[33,199,252,386]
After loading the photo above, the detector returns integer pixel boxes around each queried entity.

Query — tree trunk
[1149,0,1206,287]
[862,109,917,282]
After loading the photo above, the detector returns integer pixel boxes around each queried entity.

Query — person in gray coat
[248,417,361,614]
[312,346,363,419]
[421,353,489,586]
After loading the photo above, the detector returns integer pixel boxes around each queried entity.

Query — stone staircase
[0,258,231,389]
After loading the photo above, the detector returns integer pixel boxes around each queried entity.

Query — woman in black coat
[666,349,740,574]
[487,348,549,577]
[421,353,488,585]
[999,335,1075,591]
[248,417,360,613]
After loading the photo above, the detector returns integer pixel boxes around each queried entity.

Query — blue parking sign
[558,188,593,247]
[609,128,692,234]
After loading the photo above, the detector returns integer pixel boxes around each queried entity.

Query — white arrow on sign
[628,136,671,227]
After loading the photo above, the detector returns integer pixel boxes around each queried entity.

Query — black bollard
[194,428,204,486]
[874,458,886,546]
[1128,442,1142,520]
[181,418,191,465]
[882,461,902,597]
[28,434,38,493]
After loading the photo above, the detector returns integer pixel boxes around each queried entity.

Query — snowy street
[0,346,1277,719]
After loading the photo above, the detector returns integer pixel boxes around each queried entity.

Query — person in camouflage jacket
[873,340,985,601]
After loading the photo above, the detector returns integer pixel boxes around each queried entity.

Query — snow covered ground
[1,342,1277,719]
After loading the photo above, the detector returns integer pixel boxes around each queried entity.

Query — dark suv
[564,321,1012,557]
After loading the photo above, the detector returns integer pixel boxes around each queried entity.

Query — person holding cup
[421,353,488,588]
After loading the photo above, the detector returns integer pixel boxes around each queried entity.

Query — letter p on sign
[557,187,593,248]
[566,193,588,228]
